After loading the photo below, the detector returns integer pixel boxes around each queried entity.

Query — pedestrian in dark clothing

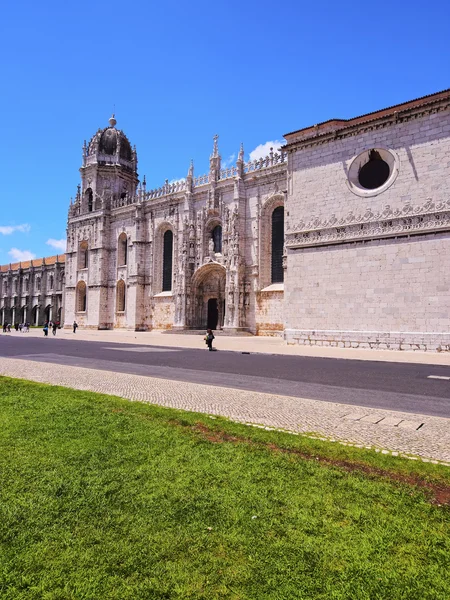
[73,321,78,333]
[43,323,49,336]
[52,322,58,336]
[14,323,19,331]
[205,328,215,351]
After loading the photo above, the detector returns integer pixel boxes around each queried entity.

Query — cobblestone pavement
[1,357,449,465]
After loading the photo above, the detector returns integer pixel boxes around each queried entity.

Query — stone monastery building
[2,89,450,351]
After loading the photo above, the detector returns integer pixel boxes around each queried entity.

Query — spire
[211,134,219,159]
[109,113,117,128]
[82,139,87,166]
[238,142,244,163]
[188,159,194,178]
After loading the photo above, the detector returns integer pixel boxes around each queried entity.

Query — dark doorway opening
[207,298,218,330]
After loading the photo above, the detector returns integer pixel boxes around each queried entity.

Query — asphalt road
[1,335,449,418]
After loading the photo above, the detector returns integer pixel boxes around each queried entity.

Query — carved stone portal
[190,263,226,330]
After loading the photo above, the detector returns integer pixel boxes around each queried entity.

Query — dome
[87,116,133,161]
[99,128,132,160]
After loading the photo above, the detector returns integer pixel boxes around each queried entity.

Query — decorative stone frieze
[286,199,450,249]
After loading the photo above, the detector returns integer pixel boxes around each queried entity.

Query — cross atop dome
[109,114,117,128]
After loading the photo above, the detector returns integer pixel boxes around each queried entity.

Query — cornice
[284,98,450,153]
[286,198,450,249]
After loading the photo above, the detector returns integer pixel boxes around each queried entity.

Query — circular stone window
[347,147,399,197]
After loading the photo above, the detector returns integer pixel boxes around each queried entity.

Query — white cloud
[249,140,283,162]
[0,223,31,235]
[46,238,67,251]
[221,153,236,168]
[8,248,36,262]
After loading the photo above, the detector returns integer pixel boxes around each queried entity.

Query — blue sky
[0,0,449,264]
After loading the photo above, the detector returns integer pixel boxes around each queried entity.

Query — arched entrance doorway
[191,263,226,330]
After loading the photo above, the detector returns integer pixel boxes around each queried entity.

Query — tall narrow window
[78,241,88,269]
[162,230,173,292]
[212,225,222,253]
[36,277,41,291]
[86,188,93,212]
[271,206,284,283]
[118,233,128,266]
[49,275,54,290]
[76,281,87,312]
[116,279,126,312]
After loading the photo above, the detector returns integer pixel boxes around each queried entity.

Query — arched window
[36,277,41,291]
[78,241,88,269]
[118,233,128,266]
[76,281,87,312]
[86,188,93,212]
[212,225,222,253]
[162,230,173,292]
[24,278,29,292]
[49,275,54,290]
[116,279,126,312]
[271,206,284,284]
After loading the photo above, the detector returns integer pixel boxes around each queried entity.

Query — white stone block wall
[285,233,450,350]
[284,101,450,350]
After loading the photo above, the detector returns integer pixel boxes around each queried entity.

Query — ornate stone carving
[286,199,450,248]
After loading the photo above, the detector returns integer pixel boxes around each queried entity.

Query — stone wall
[285,233,450,351]
[284,97,450,350]
[255,285,284,336]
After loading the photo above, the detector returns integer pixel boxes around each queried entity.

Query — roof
[0,254,65,273]
[283,88,450,144]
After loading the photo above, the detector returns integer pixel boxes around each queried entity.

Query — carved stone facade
[0,255,65,326]
[3,89,449,351]
[64,116,287,334]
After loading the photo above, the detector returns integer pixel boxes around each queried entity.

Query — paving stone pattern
[1,357,449,465]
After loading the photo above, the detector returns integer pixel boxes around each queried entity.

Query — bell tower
[79,115,139,212]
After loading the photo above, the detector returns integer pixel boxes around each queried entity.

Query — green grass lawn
[0,377,449,600]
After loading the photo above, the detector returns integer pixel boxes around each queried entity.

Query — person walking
[43,322,49,337]
[204,328,215,351]
[52,322,58,336]
[73,321,78,333]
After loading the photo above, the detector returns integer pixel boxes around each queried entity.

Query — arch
[49,274,54,290]
[117,232,128,266]
[162,230,173,292]
[44,304,52,323]
[190,263,226,330]
[35,276,41,292]
[116,279,126,312]
[212,225,222,253]
[78,241,88,269]
[271,206,284,283]
[85,188,93,212]
[204,217,222,256]
[259,194,285,289]
[76,280,87,312]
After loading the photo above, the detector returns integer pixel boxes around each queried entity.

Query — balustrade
[243,150,287,174]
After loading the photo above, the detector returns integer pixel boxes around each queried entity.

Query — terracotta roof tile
[0,253,65,272]
[284,88,450,143]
